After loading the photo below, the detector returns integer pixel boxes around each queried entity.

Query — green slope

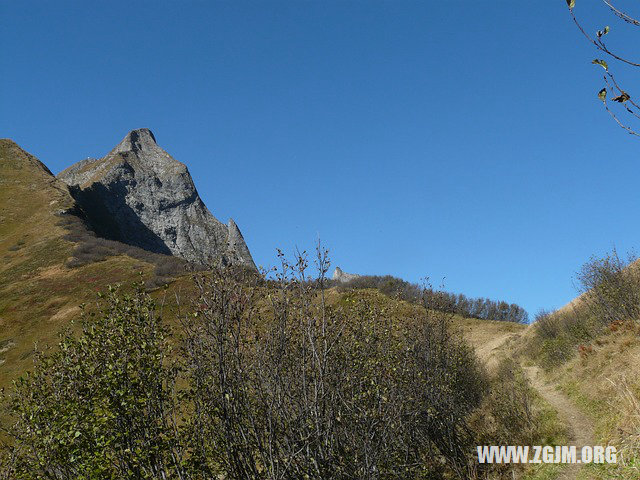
[0,140,157,389]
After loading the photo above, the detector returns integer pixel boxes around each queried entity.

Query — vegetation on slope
[521,249,640,478]
[0,141,170,393]
[0,246,554,479]
[1,140,557,478]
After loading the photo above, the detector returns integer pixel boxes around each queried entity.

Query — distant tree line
[428,291,529,324]
[336,275,529,324]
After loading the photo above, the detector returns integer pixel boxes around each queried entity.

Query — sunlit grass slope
[0,140,158,389]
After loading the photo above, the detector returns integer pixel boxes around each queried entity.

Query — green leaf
[597,26,610,38]
[566,0,575,9]
[592,59,608,70]
[598,88,607,102]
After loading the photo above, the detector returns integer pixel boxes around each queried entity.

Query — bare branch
[603,98,640,137]
[602,0,640,26]
[570,10,640,66]
[603,74,640,122]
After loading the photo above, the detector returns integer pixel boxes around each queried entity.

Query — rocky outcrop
[333,267,361,283]
[57,129,255,268]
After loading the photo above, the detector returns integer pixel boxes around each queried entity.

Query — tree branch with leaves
[567,0,640,136]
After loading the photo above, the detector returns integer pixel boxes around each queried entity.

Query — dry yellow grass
[454,316,525,370]
[520,296,640,478]
[549,324,640,477]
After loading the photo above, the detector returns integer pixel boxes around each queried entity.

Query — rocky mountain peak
[57,129,256,269]
[111,128,158,156]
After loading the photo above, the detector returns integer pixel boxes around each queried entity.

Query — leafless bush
[577,249,640,325]
[530,306,597,368]
[527,249,640,367]
[534,309,560,340]
[180,246,488,479]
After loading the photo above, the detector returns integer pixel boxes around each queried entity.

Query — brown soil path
[463,323,597,479]
[523,366,595,480]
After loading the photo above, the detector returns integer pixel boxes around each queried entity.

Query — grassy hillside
[518,252,640,479]
[0,267,548,479]
[0,140,159,390]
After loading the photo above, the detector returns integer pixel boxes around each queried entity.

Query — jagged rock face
[333,267,361,283]
[57,129,256,268]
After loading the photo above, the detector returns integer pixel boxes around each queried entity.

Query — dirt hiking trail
[465,326,596,479]
[523,366,595,480]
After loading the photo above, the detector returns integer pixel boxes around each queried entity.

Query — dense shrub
[533,309,561,340]
[530,249,640,368]
[469,358,547,479]
[0,285,188,479]
[577,249,640,326]
[483,359,537,445]
[181,249,488,479]
[529,307,598,368]
[0,448,15,480]
[1,248,538,479]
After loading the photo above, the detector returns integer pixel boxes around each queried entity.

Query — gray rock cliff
[57,129,256,268]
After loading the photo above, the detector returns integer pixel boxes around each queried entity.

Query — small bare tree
[577,248,640,324]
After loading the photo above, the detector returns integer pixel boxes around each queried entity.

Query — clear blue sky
[2,1,639,317]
